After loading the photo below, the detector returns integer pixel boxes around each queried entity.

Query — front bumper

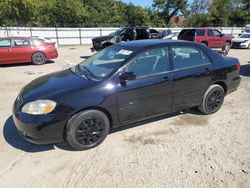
[13,108,67,144]
[231,42,249,49]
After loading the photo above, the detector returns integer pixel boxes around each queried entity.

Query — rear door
[10,38,33,63]
[207,29,216,48]
[117,47,173,124]
[0,39,12,64]
[170,45,213,110]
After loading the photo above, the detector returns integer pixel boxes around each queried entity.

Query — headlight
[240,40,248,43]
[22,100,57,115]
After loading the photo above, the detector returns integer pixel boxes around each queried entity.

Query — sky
[121,0,154,7]
[121,0,193,7]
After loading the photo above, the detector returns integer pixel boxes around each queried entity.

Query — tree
[153,0,188,25]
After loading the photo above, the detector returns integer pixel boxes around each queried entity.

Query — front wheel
[222,42,231,55]
[198,84,225,115]
[66,110,110,151]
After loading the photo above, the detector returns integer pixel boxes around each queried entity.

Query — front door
[117,47,173,124]
[213,30,224,48]
[10,38,32,63]
[170,45,213,110]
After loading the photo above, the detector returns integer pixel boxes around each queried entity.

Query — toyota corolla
[13,40,241,150]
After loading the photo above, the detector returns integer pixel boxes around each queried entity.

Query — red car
[178,28,233,54]
[0,37,58,65]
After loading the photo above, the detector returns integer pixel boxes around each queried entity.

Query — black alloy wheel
[66,110,110,150]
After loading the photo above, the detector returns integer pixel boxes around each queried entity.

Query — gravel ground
[0,46,250,188]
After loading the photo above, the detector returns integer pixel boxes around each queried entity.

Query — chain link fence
[0,26,245,46]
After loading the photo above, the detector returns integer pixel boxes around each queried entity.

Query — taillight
[236,62,240,71]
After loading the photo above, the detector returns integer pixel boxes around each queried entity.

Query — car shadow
[240,64,250,77]
[3,116,75,152]
[3,108,202,152]
[0,60,55,68]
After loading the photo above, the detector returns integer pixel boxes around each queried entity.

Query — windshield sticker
[117,49,133,55]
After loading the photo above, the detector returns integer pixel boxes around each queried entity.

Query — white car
[33,36,58,48]
[231,33,250,49]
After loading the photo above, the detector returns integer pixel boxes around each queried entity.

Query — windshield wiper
[76,65,101,81]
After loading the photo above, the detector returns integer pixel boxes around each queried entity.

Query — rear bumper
[227,76,241,94]
[46,50,58,60]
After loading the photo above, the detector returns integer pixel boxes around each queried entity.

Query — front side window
[0,40,11,47]
[127,47,169,78]
[13,39,30,46]
[214,30,222,37]
[171,46,211,69]
[79,45,134,79]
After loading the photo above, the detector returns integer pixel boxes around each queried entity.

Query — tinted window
[127,47,168,77]
[14,39,30,46]
[178,29,195,38]
[0,40,11,47]
[196,29,205,36]
[172,46,211,69]
[208,30,214,36]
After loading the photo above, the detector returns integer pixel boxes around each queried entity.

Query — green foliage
[153,0,188,25]
[0,0,249,27]
[186,0,250,27]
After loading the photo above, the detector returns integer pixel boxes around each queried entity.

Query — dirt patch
[172,114,209,126]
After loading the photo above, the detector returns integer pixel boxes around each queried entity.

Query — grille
[232,42,241,46]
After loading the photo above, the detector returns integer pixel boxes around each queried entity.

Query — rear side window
[13,39,30,46]
[127,47,169,77]
[0,40,11,47]
[171,46,211,69]
[196,29,205,36]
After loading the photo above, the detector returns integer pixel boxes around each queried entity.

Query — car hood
[232,38,250,42]
[20,69,95,101]
[92,35,112,42]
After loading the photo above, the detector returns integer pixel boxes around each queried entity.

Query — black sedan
[13,40,241,150]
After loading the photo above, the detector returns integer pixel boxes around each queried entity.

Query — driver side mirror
[119,72,136,81]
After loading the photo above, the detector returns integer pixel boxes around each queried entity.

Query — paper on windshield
[117,49,133,55]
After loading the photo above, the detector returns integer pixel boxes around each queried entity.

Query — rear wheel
[66,110,110,150]
[32,53,46,65]
[198,84,225,115]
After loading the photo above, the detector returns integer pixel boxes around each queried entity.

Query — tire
[66,110,110,151]
[222,42,231,55]
[32,52,46,65]
[198,84,225,115]
[201,42,208,47]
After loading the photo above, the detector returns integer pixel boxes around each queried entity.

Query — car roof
[0,36,32,40]
[117,39,194,49]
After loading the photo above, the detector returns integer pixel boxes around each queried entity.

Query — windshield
[239,34,250,38]
[109,28,123,36]
[78,45,134,80]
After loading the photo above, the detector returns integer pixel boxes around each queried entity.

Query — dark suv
[178,28,233,54]
[91,27,150,51]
